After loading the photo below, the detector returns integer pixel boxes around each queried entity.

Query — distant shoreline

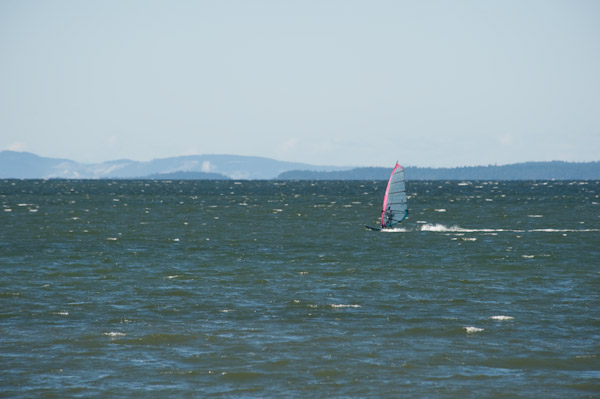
[277,161,600,180]
[1,151,598,180]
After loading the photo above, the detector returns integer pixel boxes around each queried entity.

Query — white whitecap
[104,332,126,337]
[490,315,514,321]
[53,311,69,316]
[421,224,527,234]
[464,326,484,333]
[330,304,361,308]
[381,227,406,233]
[420,223,457,232]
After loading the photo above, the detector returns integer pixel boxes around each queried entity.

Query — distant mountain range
[1,151,598,180]
[0,151,350,180]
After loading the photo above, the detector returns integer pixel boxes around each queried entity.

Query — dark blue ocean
[1,179,599,398]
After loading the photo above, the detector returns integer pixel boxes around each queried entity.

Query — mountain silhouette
[0,151,349,179]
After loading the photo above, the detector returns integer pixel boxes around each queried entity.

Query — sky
[1,0,599,167]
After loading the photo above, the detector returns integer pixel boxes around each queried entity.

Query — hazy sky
[1,0,599,167]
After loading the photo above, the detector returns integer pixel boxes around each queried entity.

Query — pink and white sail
[380,162,408,228]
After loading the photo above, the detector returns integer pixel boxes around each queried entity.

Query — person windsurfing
[384,206,394,228]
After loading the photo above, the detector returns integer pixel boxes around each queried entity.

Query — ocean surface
[1,179,599,398]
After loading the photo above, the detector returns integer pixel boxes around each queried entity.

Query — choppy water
[1,179,599,398]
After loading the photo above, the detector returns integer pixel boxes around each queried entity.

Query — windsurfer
[366,162,407,231]
[384,206,394,227]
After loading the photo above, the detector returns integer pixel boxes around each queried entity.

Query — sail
[381,162,408,228]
